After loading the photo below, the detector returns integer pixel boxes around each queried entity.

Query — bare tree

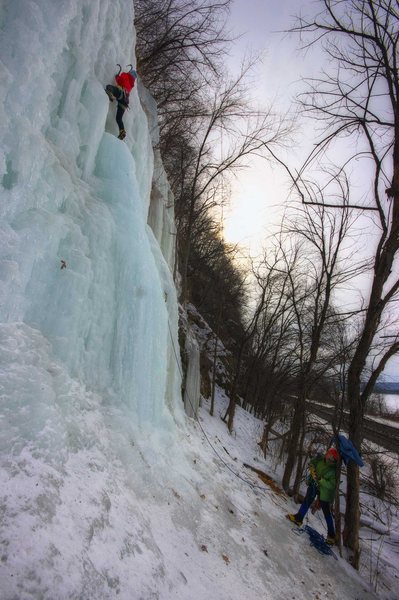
[290,0,399,568]
[277,196,364,495]
[179,66,290,302]
[136,0,291,305]
[189,217,247,339]
[135,0,231,105]
[240,249,300,450]
[221,261,268,433]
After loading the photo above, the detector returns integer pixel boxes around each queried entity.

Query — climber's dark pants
[116,104,126,131]
[106,85,127,133]
[296,482,335,537]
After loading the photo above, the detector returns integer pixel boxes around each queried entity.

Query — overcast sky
[227,0,324,98]
[223,0,321,252]
[223,0,399,381]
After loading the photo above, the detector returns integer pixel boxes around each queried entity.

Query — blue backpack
[334,434,364,467]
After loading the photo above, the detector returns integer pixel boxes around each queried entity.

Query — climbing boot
[286,513,303,527]
[325,535,336,546]
[118,129,126,140]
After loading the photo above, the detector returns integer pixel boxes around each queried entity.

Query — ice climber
[286,447,339,545]
[105,65,137,140]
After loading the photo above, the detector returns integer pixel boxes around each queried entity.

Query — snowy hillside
[0,1,395,599]
[0,0,182,596]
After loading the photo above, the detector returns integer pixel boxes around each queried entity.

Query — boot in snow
[286,513,303,526]
[325,535,336,546]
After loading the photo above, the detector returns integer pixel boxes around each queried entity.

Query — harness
[116,87,129,109]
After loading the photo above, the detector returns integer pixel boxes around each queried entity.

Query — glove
[311,498,321,514]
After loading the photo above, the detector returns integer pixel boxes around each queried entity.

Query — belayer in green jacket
[286,447,339,544]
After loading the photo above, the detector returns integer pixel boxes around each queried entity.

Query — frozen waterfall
[0,0,182,425]
[0,1,187,596]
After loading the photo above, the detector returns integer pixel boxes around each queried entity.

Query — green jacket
[309,455,337,503]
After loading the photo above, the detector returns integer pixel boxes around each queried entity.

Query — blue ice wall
[0,0,182,427]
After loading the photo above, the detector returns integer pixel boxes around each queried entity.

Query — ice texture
[0,0,182,421]
[0,1,184,596]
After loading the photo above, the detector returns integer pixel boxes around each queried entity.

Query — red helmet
[325,447,339,462]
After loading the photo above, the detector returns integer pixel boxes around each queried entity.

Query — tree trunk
[334,459,343,556]
[259,420,272,458]
[344,461,361,568]
[293,420,307,498]
[344,370,363,569]
[210,335,218,416]
[282,392,305,492]
[226,375,238,433]
[223,340,247,433]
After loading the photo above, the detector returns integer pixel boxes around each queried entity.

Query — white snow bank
[0,0,393,598]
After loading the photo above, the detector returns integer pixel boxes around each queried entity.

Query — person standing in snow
[105,65,137,140]
[286,447,339,545]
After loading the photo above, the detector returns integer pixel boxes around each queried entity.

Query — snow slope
[0,1,394,598]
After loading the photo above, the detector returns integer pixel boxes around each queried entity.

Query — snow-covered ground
[3,376,392,599]
[0,1,398,598]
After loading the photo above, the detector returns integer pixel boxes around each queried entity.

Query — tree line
[135,0,399,572]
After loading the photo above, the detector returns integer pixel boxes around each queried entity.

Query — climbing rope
[291,525,338,559]
[166,318,270,494]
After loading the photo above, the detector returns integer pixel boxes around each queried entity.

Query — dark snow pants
[106,85,128,133]
[296,482,335,537]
